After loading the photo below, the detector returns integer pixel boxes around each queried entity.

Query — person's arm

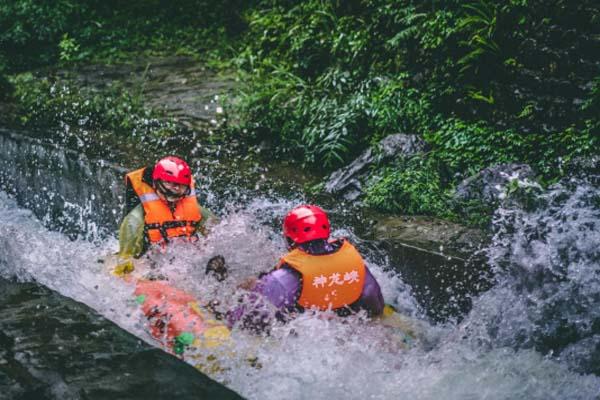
[114,204,146,275]
[352,266,385,316]
[195,206,218,237]
[254,267,301,308]
[226,267,301,331]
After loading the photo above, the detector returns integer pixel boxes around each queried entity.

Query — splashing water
[459,177,600,376]
[1,180,600,399]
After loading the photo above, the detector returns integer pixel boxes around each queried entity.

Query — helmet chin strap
[162,193,183,203]
[155,181,188,202]
[286,236,298,250]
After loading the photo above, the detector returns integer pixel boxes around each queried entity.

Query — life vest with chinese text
[126,168,201,244]
[278,240,366,310]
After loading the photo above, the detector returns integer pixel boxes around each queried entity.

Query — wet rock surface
[454,163,537,209]
[0,278,243,400]
[55,57,234,131]
[371,215,486,259]
[369,214,490,320]
[0,128,124,239]
[325,134,426,201]
[383,240,492,321]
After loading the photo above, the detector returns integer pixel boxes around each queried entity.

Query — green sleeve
[200,206,215,221]
[118,204,146,258]
[197,206,218,237]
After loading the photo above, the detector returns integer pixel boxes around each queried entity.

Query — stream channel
[1,60,599,399]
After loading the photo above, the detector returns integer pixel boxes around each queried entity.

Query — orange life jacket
[126,168,202,244]
[278,240,366,310]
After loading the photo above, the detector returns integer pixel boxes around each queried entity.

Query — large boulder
[453,163,537,208]
[372,215,486,258]
[369,214,490,321]
[325,134,427,201]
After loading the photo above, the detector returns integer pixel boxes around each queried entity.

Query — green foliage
[456,1,500,75]
[365,78,434,141]
[237,0,597,156]
[240,2,370,78]
[0,0,249,71]
[232,0,598,222]
[582,77,600,116]
[424,119,526,177]
[1,0,67,66]
[232,1,470,167]
[238,69,437,168]
[364,116,597,220]
[365,156,452,217]
[425,118,599,181]
[58,33,81,61]
[236,65,367,168]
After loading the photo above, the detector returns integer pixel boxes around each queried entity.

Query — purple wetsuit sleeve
[226,265,383,329]
[353,266,384,316]
[255,267,301,309]
[225,267,301,329]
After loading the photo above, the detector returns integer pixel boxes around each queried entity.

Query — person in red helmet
[116,156,216,272]
[113,158,230,356]
[227,204,384,332]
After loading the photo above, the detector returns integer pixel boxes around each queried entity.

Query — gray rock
[378,133,428,159]
[368,213,490,320]
[324,134,426,201]
[324,147,374,201]
[0,278,243,400]
[372,214,486,259]
[454,163,536,207]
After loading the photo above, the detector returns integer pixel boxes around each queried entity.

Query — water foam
[1,187,599,399]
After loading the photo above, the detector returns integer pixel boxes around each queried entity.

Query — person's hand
[113,256,135,277]
[206,255,228,281]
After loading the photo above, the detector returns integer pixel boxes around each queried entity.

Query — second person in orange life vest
[226,205,385,332]
[116,156,218,274]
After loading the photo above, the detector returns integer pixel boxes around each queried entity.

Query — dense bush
[237,0,598,155]
[426,118,599,181]
[365,156,452,217]
[2,0,598,222]
[234,0,599,219]
[0,0,95,69]
[0,0,249,71]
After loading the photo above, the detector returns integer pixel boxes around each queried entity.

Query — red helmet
[152,156,192,186]
[283,205,331,244]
